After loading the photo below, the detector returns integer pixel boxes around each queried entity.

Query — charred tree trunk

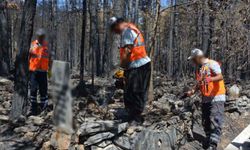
[168,0,175,77]
[202,0,211,55]
[102,0,110,76]
[88,0,95,92]
[0,1,10,76]
[80,0,87,83]
[80,0,87,82]
[148,0,160,104]
[49,0,57,60]
[95,0,101,76]
[10,0,37,121]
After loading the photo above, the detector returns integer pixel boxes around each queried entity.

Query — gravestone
[228,84,240,100]
[51,60,73,134]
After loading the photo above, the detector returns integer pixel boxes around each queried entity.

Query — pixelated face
[37,35,45,42]
[112,23,124,34]
[192,56,203,65]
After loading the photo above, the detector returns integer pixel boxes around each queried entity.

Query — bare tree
[0,0,11,76]
[168,0,175,77]
[10,0,37,121]
[202,0,211,55]
[148,0,161,103]
[80,0,87,83]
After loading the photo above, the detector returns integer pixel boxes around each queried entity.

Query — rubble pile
[0,77,12,122]
[0,75,249,150]
[225,83,250,113]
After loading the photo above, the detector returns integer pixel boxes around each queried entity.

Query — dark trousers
[124,62,151,120]
[30,71,48,113]
[201,101,224,146]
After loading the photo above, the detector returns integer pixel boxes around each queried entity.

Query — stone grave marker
[51,60,73,134]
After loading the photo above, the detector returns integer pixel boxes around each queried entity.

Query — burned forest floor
[0,74,250,150]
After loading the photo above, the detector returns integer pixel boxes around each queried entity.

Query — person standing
[29,28,50,115]
[186,48,226,150]
[109,17,151,124]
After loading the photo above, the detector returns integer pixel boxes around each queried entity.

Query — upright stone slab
[228,84,240,100]
[51,60,73,134]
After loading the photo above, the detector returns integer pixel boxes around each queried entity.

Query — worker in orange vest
[29,28,50,115]
[109,17,151,124]
[186,49,226,150]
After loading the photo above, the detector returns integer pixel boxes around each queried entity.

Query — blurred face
[112,22,127,34]
[192,56,204,65]
[112,24,121,34]
[37,35,45,43]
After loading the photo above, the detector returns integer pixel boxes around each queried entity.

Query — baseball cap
[109,17,118,26]
[109,17,125,30]
[188,48,204,60]
[36,28,46,36]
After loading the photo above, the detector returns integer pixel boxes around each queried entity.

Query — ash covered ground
[0,74,249,150]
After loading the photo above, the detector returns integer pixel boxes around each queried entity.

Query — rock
[84,132,115,146]
[2,101,11,109]
[45,111,53,120]
[27,116,44,125]
[91,140,112,149]
[71,144,85,150]
[228,84,240,100]
[113,135,131,150]
[242,95,249,100]
[13,125,38,133]
[92,144,121,150]
[117,122,128,133]
[77,120,126,136]
[0,115,9,121]
[42,141,51,150]
[112,89,124,100]
[0,107,8,115]
[14,126,30,133]
[0,78,11,85]
[167,116,180,126]
[126,126,144,135]
[152,100,170,114]
[126,127,135,135]
[241,90,250,98]
[24,132,35,140]
[225,106,238,113]
[50,131,71,150]
[134,128,177,150]
[175,100,184,107]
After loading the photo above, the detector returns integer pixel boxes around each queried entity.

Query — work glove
[113,69,124,79]
[113,69,125,89]
[48,70,52,78]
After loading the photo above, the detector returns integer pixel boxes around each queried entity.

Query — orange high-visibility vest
[120,23,148,63]
[196,59,226,97]
[29,40,49,71]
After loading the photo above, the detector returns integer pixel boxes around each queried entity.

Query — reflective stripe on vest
[29,40,49,71]
[196,59,226,97]
[120,23,148,63]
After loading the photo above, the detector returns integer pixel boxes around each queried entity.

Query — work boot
[129,115,144,125]
[29,102,38,116]
[39,102,48,112]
